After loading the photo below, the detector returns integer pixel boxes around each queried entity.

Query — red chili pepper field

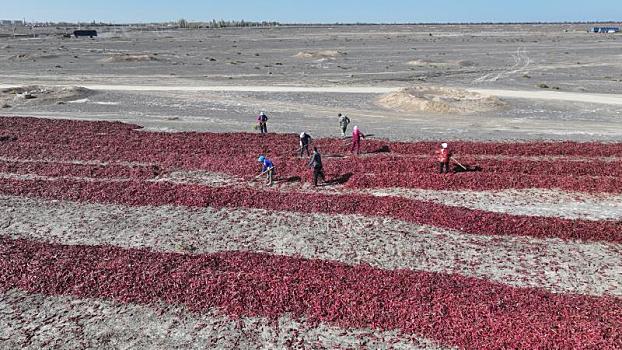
[0,116,621,349]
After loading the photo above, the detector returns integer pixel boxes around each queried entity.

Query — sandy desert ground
[0,24,621,349]
[1,23,622,140]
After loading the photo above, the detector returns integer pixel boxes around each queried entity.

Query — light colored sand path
[471,88,622,106]
[0,290,445,350]
[367,188,622,221]
[0,83,398,94]
[3,83,622,105]
[1,196,620,296]
[0,156,157,167]
[1,169,620,221]
[160,171,622,221]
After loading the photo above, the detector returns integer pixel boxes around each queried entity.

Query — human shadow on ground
[452,165,482,173]
[320,172,353,187]
[324,154,347,159]
[368,145,391,154]
[280,176,302,183]
[0,135,17,142]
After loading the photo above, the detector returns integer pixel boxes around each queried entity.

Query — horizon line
[3,19,621,26]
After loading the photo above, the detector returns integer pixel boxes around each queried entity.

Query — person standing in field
[436,143,452,174]
[257,111,269,134]
[299,132,312,157]
[351,125,365,155]
[308,147,326,186]
[338,113,350,137]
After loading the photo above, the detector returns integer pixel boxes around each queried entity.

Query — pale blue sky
[3,0,621,24]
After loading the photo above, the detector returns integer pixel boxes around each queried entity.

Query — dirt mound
[0,86,94,108]
[376,86,505,114]
[100,54,160,63]
[293,50,345,60]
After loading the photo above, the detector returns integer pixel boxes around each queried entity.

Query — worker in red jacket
[436,143,452,174]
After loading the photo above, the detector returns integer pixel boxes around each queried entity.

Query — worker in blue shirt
[257,155,275,185]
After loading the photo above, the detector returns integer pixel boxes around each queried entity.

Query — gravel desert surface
[1,24,622,140]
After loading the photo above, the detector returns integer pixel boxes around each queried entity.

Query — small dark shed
[73,30,97,38]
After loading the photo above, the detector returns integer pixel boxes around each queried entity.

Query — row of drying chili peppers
[1,237,619,350]
[1,177,619,243]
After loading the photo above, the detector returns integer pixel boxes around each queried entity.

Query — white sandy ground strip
[4,154,620,165]
[0,172,135,183]
[2,83,622,105]
[0,290,447,350]
[0,83,398,94]
[365,188,622,221]
[160,171,622,221]
[0,156,158,167]
[1,196,620,297]
[473,154,622,163]
[471,88,622,106]
[0,168,620,221]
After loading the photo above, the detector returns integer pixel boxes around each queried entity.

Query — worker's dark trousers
[313,167,325,186]
[259,123,267,134]
[341,125,348,136]
[351,140,361,154]
[300,144,310,157]
[439,161,450,174]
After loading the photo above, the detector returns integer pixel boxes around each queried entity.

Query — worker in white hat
[436,142,452,174]
[256,111,269,134]
[351,126,366,155]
